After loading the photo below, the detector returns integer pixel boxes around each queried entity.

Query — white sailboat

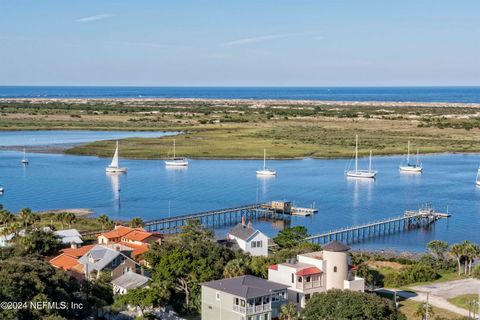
[346,135,377,179]
[399,141,422,172]
[476,166,480,186]
[105,141,128,173]
[256,149,276,176]
[21,148,29,165]
[165,139,188,166]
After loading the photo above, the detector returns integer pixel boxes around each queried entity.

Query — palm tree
[461,241,478,275]
[18,208,32,229]
[223,259,247,278]
[129,217,144,228]
[7,222,22,238]
[279,303,300,320]
[414,301,434,320]
[97,214,111,232]
[56,212,67,229]
[28,213,40,229]
[64,212,76,228]
[449,243,463,275]
[0,209,15,228]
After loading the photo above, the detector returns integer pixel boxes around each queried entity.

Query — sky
[0,0,479,86]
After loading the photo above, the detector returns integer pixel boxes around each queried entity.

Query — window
[111,258,117,267]
[297,276,302,283]
[291,273,294,283]
[305,294,311,301]
[306,276,311,282]
[235,297,239,305]
[296,293,299,303]
[121,256,126,264]
[251,241,262,248]
[334,266,337,272]
[216,292,220,300]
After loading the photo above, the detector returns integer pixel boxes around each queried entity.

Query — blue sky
[0,0,479,86]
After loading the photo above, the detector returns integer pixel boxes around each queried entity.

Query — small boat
[346,135,377,179]
[399,141,422,172]
[0,186,4,193]
[105,141,128,173]
[165,139,188,166]
[256,149,276,176]
[21,148,29,165]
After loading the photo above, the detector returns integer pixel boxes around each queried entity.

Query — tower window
[334,266,337,272]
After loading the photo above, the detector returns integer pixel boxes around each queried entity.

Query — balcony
[296,280,321,290]
[233,303,271,315]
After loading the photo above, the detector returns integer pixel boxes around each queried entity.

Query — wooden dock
[144,203,286,233]
[306,206,450,245]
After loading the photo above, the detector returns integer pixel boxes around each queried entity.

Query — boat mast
[263,149,266,170]
[173,140,176,158]
[355,135,358,172]
[416,148,419,166]
[369,150,372,172]
[407,140,410,164]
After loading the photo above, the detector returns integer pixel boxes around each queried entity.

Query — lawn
[448,294,479,312]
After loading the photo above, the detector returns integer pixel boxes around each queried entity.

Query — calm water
[0,130,175,147]
[1,148,479,252]
[1,86,480,103]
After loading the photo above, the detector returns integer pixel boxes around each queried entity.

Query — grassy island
[2,98,480,159]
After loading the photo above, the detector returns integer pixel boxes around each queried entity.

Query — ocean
[1,86,480,103]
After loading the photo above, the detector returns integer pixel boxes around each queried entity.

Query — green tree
[64,212,77,228]
[427,240,449,260]
[15,230,61,256]
[223,259,247,278]
[0,207,15,228]
[129,217,145,228]
[273,226,309,248]
[355,264,376,290]
[115,286,169,317]
[449,243,464,275]
[279,303,300,320]
[56,212,67,229]
[303,289,405,320]
[97,214,111,232]
[247,255,269,278]
[18,208,32,229]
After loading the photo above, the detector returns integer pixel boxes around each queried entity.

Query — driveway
[377,279,480,317]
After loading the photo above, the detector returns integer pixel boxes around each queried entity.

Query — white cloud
[76,14,115,23]
[221,32,306,47]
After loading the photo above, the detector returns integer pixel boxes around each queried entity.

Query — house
[201,275,289,320]
[98,225,162,245]
[227,219,269,257]
[111,271,150,295]
[267,240,364,308]
[78,245,139,280]
[54,228,83,248]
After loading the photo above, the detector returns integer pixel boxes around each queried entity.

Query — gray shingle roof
[202,275,288,299]
[54,229,83,245]
[111,271,150,290]
[322,240,350,252]
[78,245,137,273]
[228,223,258,241]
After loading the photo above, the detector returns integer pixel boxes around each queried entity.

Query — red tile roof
[60,244,96,258]
[296,267,322,276]
[122,230,154,242]
[100,226,145,239]
[50,254,80,270]
[268,264,278,271]
[119,242,149,257]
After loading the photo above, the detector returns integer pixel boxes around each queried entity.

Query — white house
[54,228,83,247]
[227,219,269,257]
[268,240,365,308]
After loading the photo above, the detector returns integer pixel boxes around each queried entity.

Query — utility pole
[426,292,430,320]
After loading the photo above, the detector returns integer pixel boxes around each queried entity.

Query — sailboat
[399,141,422,172]
[256,149,276,176]
[165,139,188,166]
[346,135,377,179]
[21,148,29,165]
[105,141,128,173]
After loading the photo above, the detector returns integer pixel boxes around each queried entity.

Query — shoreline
[1,97,480,108]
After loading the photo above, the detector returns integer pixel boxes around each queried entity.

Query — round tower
[323,240,350,290]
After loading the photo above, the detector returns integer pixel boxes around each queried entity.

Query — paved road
[378,279,480,317]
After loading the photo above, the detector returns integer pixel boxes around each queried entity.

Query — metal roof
[202,275,288,299]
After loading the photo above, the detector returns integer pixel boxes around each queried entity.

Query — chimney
[241,216,246,226]
[70,242,77,249]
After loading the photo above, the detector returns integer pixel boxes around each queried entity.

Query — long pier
[144,203,285,233]
[306,207,450,245]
